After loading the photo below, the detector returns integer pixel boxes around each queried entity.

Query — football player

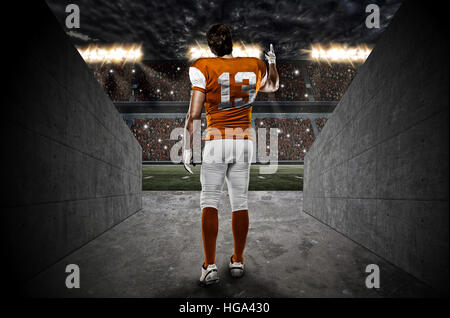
[183,23,279,286]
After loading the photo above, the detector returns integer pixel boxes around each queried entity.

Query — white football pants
[200,139,253,212]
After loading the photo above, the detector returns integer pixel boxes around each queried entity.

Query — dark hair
[206,24,233,57]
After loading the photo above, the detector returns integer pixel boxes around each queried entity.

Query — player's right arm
[259,44,279,93]
[183,90,204,174]
[183,60,207,174]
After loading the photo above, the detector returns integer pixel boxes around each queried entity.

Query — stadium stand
[306,63,357,101]
[315,117,328,133]
[92,60,347,162]
[135,61,191,101]
[124,116,328,162]
[91,64,134,101]
[89,61,357,102]
[256,117,315,161]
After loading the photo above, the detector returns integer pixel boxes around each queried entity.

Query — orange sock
[232,210,249,263]
[201,207,219,267]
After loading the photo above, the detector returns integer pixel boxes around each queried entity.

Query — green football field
[142,164,303,191]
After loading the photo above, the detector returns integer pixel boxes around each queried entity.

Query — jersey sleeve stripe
[192,86,206,93]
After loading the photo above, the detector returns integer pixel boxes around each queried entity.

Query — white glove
[265,43,276,64]
[183,148,193,174]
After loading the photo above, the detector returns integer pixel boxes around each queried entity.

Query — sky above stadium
[46,0,403,60]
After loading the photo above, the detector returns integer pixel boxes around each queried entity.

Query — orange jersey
[189,57,267,140]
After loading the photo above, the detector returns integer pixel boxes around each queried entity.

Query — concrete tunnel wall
[303,2,449,292]
[2,1,142,285]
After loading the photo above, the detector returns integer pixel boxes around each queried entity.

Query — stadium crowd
[91,64,134,101]
[306,63,357,101]
[134,62,191,101]
[315,117,328,133]
[90,61,356,102]
[125,117,206,161]
[255,61,308,101]
[256,117,315,161]
[124,117,327,161]
[95,60,339,162]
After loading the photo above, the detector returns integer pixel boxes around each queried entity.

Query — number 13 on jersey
[217,72,257,110]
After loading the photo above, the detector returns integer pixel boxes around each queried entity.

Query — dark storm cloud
[46,0,403,60]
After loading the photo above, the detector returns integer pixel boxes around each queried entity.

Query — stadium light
[77,44,143,64]
[188,42,261,60]
[304,43,372,64]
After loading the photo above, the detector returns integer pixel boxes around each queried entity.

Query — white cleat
[199,264,219,286]
[229,256,245,278]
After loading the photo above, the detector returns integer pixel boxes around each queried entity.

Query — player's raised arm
[259,44,279,93]
[183,89,205,174]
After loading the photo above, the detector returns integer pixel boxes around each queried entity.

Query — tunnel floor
[25,191,436,297]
